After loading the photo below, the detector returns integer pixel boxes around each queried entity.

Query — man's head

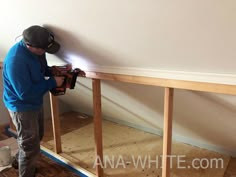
[23,25,60,54]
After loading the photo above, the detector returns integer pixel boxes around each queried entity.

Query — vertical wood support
[162,88,174,177]
[49,93,62,153]
[92,79,104,177]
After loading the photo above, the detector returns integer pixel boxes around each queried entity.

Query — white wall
[1,1,236,82]
[1,0,236,156]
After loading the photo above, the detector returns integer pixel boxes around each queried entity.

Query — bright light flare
[64,53,91,70]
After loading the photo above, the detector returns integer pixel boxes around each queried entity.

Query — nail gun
[49,64,83,96]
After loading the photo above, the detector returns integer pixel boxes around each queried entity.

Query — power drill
[49,64,82,96]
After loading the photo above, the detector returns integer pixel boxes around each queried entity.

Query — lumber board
[85,71,236,95]
[162,88,174,177]
[49,93,62,153]
[92,79,104,177]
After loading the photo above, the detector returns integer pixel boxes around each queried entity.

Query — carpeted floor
[0,153,81,177]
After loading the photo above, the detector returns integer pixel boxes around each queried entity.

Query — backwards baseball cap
[23,25,60,54]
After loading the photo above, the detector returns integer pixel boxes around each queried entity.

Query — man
[2,25,65,177]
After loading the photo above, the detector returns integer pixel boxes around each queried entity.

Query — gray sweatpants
[9,108,44,177]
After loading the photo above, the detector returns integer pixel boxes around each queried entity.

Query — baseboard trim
[86,65,236,85]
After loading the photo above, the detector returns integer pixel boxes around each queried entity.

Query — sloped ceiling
[1,0,236,156]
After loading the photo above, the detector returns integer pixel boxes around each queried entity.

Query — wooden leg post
[162,88,174,177]
[49,93,62,153]
[92,79,104,177]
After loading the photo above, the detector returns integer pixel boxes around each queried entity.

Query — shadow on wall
[65,79,165,130]
[105,82,236,151]
[102,83,236,153]
[102,81,165,127]
[195,92,236,113]
[43,24,125,68]
[173,89,236,150]
[99,81,164,131]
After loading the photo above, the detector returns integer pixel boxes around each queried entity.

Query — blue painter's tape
[40,150,88,177]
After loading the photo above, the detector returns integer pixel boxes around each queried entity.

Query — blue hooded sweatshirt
[2,40,57,111]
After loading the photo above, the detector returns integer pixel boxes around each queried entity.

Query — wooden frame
[162,88,174,177]
[48,71,236,177]
[49,93,62,153]
[92,79,104,177]
[85,71,236,95]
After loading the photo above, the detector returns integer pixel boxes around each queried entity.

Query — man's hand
[54,76,65,87]
[78,70,86,77]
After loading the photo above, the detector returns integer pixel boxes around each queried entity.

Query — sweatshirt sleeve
[5,60,57,101]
